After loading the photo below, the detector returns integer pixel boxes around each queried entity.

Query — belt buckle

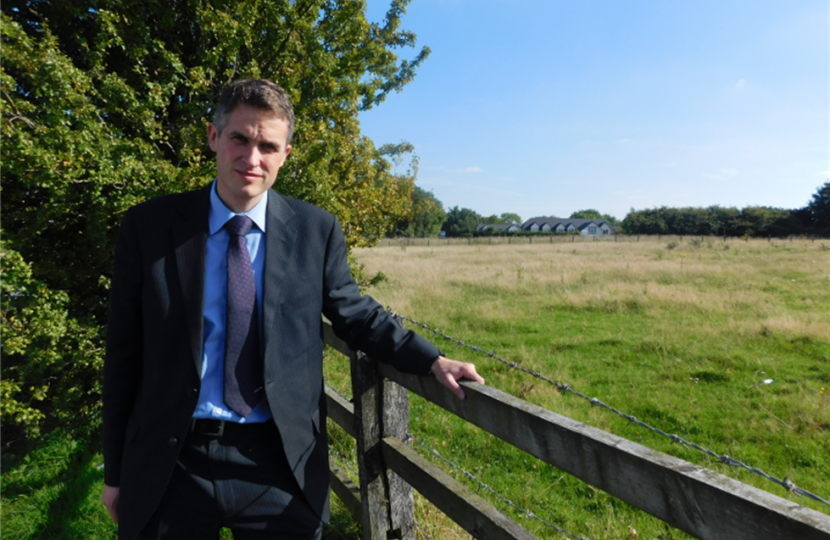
[191,419,225,437]
[205,420,225,437]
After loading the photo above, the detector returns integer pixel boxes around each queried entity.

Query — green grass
[1,423,116,540]
[327,237,830,539]
[0,419,363,540]
[3,237,827,539]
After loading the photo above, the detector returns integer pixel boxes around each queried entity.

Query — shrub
[0,245,104,438]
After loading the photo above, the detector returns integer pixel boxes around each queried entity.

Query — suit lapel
[173,186,211,375]
[262,190,297,357]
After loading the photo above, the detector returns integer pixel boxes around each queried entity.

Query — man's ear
[207,123,219,151]
[285,145,292,157]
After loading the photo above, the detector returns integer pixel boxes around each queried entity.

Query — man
[101,79,483,539]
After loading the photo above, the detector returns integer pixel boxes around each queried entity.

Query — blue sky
[359,1,828,222]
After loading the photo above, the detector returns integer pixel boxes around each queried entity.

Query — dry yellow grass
[356,237,830,344]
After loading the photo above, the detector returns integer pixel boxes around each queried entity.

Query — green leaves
[1,245,104,437]
[806,181,829,236]
[1,0,429,437]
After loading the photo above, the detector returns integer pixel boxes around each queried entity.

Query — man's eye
[261,145,277,153]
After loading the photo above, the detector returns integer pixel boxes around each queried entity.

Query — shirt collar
[208,180,268,235]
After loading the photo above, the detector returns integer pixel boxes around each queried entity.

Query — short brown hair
[213,79,295,145]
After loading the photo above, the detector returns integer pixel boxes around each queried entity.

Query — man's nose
[242,145,261,167]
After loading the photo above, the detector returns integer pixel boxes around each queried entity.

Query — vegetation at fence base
[339,238,829,538]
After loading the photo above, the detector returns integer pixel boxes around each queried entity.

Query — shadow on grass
[2,420,363,540]
[1,420,115,540]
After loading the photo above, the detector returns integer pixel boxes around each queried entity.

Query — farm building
[521,217,616,235]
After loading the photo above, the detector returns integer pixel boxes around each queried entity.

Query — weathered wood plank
[330,460,362,522]
[385,313,415,540]
[323,319,352,358]
[324,385,357,438]
[351,351,391,540]
[382,377,415,540]
[382,436,540,540]
[379,365,830,540]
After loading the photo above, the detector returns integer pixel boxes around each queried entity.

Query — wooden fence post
[350,345,415,540]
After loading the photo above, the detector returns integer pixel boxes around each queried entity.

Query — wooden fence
[321,321,830,540]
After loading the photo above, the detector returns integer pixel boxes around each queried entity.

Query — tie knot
[225,215,253,237]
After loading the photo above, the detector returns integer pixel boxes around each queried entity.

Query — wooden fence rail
[322,320,830,540]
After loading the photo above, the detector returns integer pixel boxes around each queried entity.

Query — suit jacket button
[187,388,197,397]
[168,438,178,447]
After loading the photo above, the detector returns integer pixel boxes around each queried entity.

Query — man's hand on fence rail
[430,356,485,400]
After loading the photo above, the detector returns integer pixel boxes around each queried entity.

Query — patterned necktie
[223,215,262,417]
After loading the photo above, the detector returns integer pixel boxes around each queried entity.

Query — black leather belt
[190,418,273,437]
[190,418,229,436]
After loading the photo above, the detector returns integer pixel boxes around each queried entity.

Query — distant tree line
[393,182,829,239]
[622,183,829,237]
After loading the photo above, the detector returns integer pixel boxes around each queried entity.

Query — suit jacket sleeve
[321,215,440,375]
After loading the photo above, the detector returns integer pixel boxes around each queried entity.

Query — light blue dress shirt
[193,181,271,423]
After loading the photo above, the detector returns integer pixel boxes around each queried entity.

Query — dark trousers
[138,420,323,540]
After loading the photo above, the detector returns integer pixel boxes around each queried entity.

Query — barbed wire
[391,309,830,509]
[409,435,592,540]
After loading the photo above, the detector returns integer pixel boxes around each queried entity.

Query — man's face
[208,104,292,213]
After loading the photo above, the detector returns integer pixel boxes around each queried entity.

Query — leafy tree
[442,206,482,237]
[570,209,603,220]
[740,207,803,238]
[622,208,669,235]
[806,181,830,236]
[499,212,522,226]
[570,209,619,226]
[1,245,103,438]
[481,214,505,225]
[391,186,446,237]
[622,205,804,237]
[706,206,741,236]
[1,0,429,437]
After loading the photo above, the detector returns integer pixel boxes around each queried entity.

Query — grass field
[324,236,830,539]
[2,236,827,539]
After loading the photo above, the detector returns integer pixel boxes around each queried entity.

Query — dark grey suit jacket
[103,185,440,539]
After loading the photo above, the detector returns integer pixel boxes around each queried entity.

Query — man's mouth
[236,170,262,180]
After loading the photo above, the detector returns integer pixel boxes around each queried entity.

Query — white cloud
[618,138,632,144]
[735,79,746,89]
